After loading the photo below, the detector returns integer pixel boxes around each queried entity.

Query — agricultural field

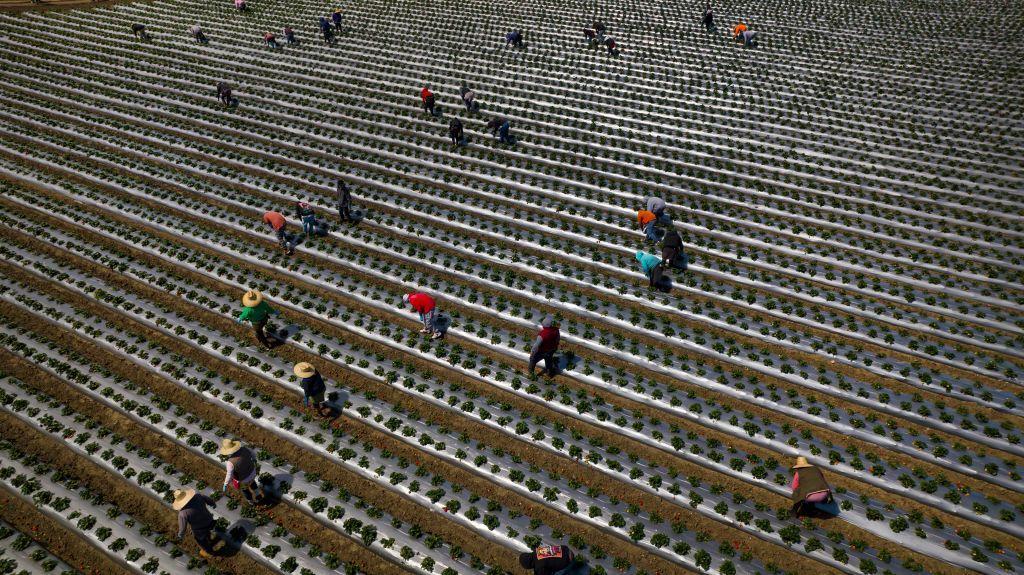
[0,0,1020,573]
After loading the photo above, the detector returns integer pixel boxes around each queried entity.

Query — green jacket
[238,301,275,323]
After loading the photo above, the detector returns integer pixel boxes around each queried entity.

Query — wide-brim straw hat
[791,456,813,470]
[242,290,263,307]
[294,362,316,378]
[171,488,196,511]
[218,439,242,456]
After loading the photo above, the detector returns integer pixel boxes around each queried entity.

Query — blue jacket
[636,251,661,275]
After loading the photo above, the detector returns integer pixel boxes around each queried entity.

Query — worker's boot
[199,549,213,560]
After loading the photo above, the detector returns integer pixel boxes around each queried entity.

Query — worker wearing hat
[294,362,329,415]
[790,456,833,516]
[172,488,219,558]
[219,439,261,503]
[236,290,281,349]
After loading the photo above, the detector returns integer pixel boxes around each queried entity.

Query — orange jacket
[638,210,656,229]
[733,23,747,36]
[263,211,286,231]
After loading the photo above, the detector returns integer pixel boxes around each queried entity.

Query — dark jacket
[337,180,351,208]
[301,372,326,398]
[177,494,215,539]
[792,466,830,504]
[228,447,257,481]
[662,229,682,249]
[449,119,464,140]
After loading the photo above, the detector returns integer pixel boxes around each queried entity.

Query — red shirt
[263,211,286,230]
[537,326,560,353]
[420,88,433,102]
[408,293,435,314]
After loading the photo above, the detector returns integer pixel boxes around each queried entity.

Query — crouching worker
[661,229,688,271]
[173,489,220,559]
[191,24,208,44]
[403,292,443,339]
[218,439,262,504]
[637,209,659,242]
[791,457,834,517]
[237,289,281,349]
[528,315,560,377]
[519,544,589,575]
[294,362,332,416]
[636,251,664,289]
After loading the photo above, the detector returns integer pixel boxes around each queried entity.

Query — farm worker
[636,251,664,288]
[264,32,280,49]
[237,289,280,348]
[594,21,606,36]
[218,439,260,503]
[336,179,353,223]
[191,24,208,44]
[498,120,513,144]
[637,209,658,242]
[331,9,342,29]
[519,544,587,575]
[661,229,687,270]
[173,489,219,559]
[645,196,667,220]
[294,200,318,237]
[131,23,148,39]
[294,362,330,414]
[737,29,758,47]
[583,28,597,45]
[790,457,834,517]
[460,84,477,111]
[449,118,465,147]
[486,117,504,137]
[318,17,333,43]
[528,315,560,377]
[262,210,295,255]
[702,5,715,32]
[506,29,523,48]
[421,87,436,116]
[403,292,442,339]
[732,23,747,37]
[605,37,619,56]
[234,0,247,11]
[283,26,297,44]
[216,82,232,106]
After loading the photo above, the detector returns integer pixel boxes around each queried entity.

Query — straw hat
[171,489,196,511]
[791,456,813,470]
[293,362,316,378]
[218,439,243,456]
[242,290,263,307]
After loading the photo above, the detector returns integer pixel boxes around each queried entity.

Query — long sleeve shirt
[300,373,327,399]
[238,301,275,323]
[177,494,215,539]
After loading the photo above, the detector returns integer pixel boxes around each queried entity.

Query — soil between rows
[0,216,864,568]
[0,345,417,575]
[3,151,1020,508]
[0,482,132,575]
[0,197,992,574]
[3,128,1019,465]
[8,82,1018,362]
[0,409,272,575]
[0,243,796,575]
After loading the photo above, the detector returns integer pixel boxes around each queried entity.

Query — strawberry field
[0,0,1020,574]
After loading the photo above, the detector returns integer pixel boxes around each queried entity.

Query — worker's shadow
[213,520,254,557]
[319,390,348,426]
[796,500,840,520]
[347,208,366,225]
[248,472,294,510]
[652,275,673,293]
[433,315,452,337]
[557,352,580,374]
